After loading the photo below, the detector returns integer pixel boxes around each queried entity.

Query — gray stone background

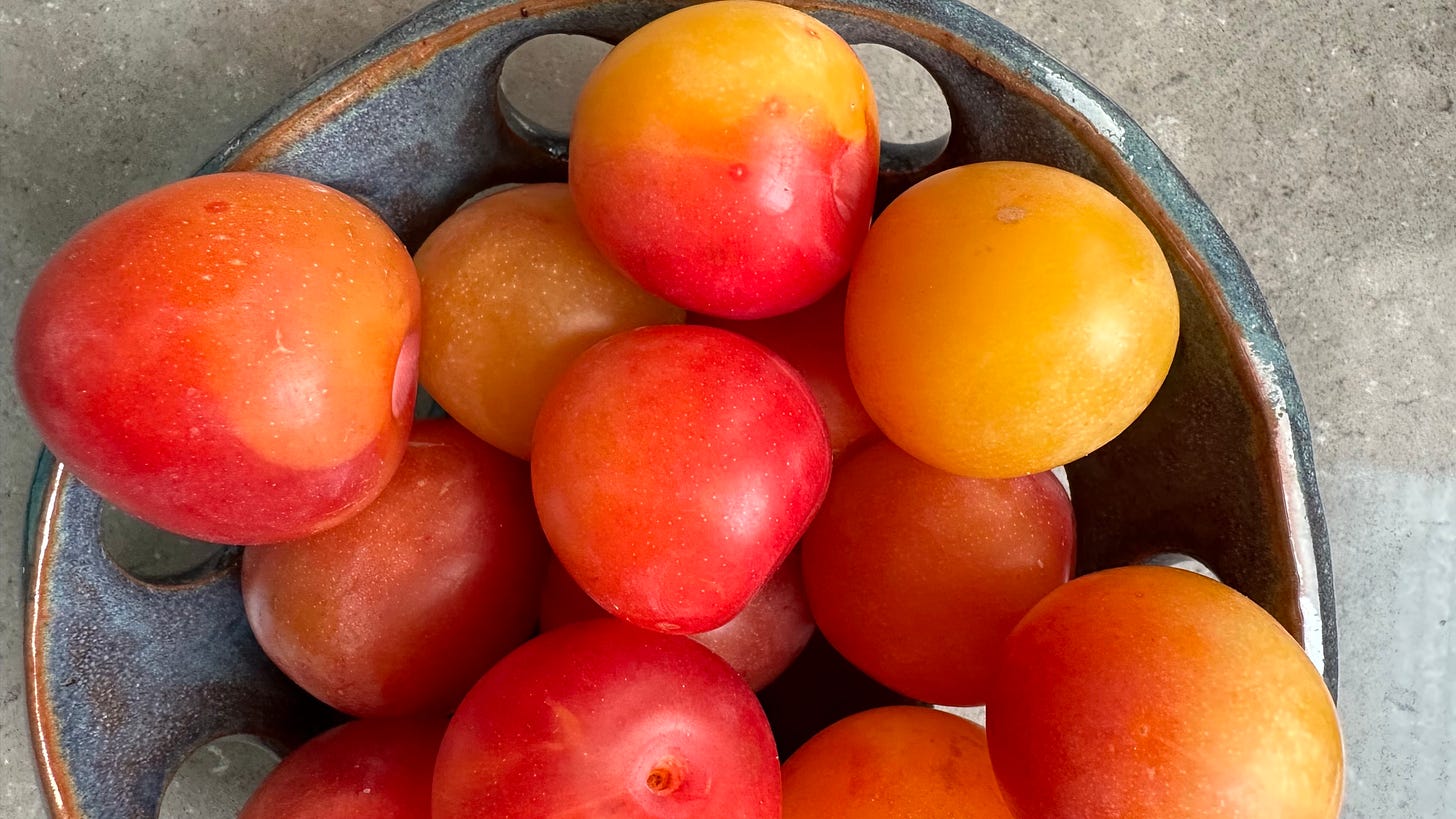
[1,0,1451,816]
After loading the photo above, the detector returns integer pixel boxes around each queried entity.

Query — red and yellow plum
[569,0,879,318]
[694,285,876,456]
[540,550,815,691]
[14,172,419,544]
[240,718,445,819]
[782,707,1012,818]
[432,619,780,818]
[802,439,1075,706]
[243,419,548,717]
[415,183,683,458]
[531,325,830,634]
[988,566,1344,819]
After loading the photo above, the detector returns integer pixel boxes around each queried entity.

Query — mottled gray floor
[1,1,1452,816]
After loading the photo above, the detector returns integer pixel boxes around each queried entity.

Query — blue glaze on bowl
[24,1,1336,815]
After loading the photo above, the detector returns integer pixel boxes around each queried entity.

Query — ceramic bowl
[23,0,1337,815]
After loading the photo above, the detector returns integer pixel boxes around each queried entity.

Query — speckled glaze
[24,0,1336,815]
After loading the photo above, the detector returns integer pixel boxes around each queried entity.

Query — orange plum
[988,566,1344,819]
[845,161,1179,478]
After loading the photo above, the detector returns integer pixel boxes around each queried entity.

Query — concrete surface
[0,0,1451,815]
